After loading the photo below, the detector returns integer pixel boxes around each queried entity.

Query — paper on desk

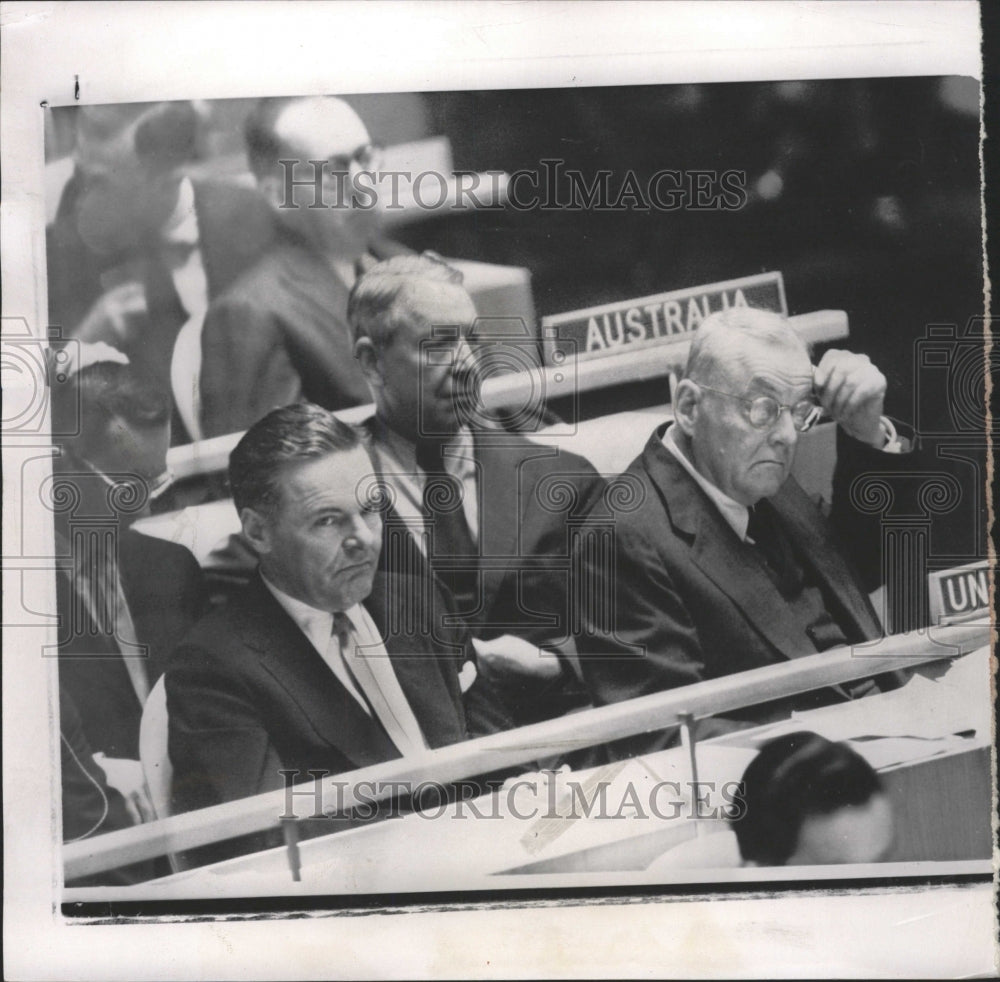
[848,733,976,771]
[723,647,992,751]
[508,745,759,861]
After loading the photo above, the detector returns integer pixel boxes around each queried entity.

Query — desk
[82,645,990,899]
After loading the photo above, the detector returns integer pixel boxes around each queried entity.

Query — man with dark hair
[51,352,205,879]
[166,403,484,833]
[734,731,894,866]
[575,307,911,756]
[46,101,276,440]
[352,255,607,727]
[197,96,410,438]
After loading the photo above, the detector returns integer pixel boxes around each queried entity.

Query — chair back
[139,675,173,822]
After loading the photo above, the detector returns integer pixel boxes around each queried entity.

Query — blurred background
[45,76,983,421]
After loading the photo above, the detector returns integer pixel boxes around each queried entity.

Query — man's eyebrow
[747,371,814,395]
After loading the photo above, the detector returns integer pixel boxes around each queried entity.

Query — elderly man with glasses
[197,96,410,438]
[574,307,910,758]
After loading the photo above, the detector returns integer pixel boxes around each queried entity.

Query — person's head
[229,403,382,612]
[71,101,202,255]
[673,307,819,506]
[734,731,895,867]
[51,355,173,498]
[244,95,380,258]
[352,255,479,442]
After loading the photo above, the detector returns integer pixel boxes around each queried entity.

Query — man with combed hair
[198,96,410,437]
[575,307,910,756]
[734,732,895,866]
[167,404,486,836]
[352,254,607,726]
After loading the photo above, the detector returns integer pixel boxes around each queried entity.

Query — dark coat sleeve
[199,296,304,438]
[121,532,207,683]
[166,641,285,816]
[573,508,756,760]
[575,511,707,703]
[60,689,156,885]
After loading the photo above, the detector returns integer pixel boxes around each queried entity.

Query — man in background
[51,349,205,876]
[197,96,410,438]
[735,732,895,866]
[46,101,276,441]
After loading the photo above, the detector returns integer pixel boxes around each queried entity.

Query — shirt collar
[375,420,475,481]
[662,424,750,541]
[161,176,199,246]
[260,571,335,641]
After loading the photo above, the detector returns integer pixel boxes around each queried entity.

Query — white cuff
[879,416,903,453]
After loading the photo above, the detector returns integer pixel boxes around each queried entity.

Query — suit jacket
[57,526,207,761]
[575,424,884,755]
[368,420,607,724]
[47,176,276,392]
[198,228,409,437]
[60,690,156,885]
[166,569,476,818]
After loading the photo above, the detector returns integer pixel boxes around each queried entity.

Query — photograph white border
[3,2,993,978]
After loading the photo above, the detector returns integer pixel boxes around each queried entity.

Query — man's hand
[813,349,887,447]
[93,753,156,825]
[471,634,563,679]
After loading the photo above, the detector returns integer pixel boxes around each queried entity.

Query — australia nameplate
[541,271,787,365]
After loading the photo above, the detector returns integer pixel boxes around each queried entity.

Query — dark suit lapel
[270,236,353,327]
[193,180,276,297]
[642,428,819,661]
[237,577,399,767]
[770,485,882,641]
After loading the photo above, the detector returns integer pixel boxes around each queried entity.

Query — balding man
[198,96,410,438]
[575,307,909,755]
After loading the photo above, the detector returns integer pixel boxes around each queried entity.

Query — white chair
[139,675,181,872]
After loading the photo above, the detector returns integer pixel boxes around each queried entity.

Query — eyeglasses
[327,143,382,174]
[695,383,824,432]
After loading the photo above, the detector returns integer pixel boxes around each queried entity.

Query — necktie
[747,502,802,596]
[416,440,477,566]
[331,611,426,756]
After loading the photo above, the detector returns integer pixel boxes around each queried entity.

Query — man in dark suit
[46,101,277,442]
[166,404,490,839]
[51,356,205,873]
[197,96,410,438]
[575,307,910,758]
[352,255,607,726]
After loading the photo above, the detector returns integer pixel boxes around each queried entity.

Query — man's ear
[240,507,272,556]
[354,337,382,388]
[672,379,701,437]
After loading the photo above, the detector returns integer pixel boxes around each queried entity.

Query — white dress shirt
[260,574,368,711]
[662,423,751,541]
[260,574,427,754]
